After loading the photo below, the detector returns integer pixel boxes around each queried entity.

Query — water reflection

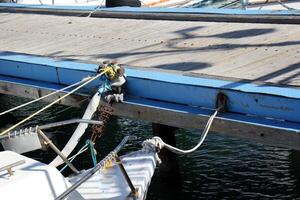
[1,95,300,199]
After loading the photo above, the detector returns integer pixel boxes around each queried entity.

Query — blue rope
[59,143,89,173]
[59,140,98,173]
[86,140,97,167]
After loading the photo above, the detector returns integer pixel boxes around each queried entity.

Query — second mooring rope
[0,77,92,117]
[143,108,220,155]
[0,71,106,137]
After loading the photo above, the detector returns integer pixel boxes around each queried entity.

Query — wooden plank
[1,79,300,150]
[2,4,300,24]
[1,54,300,125]
[0,78,88,107]
[0,53,300,151]
[112,99,300,150]
[0,13,300,88]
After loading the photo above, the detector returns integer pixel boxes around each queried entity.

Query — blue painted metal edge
[1,3,300,15]
[0,53,299,99]
[0,52,300,124]
[0,74,90,93]
[1,74,300,132]
[127,97,300,132]
[0,52,96,72]
[0,3,98,11]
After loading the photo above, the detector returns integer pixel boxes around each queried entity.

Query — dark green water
[1,95,300,199]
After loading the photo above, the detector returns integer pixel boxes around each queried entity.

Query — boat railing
[0,119,103,140]
[0,160,25,176]
[0,119,104,174]
[56,136,130,200]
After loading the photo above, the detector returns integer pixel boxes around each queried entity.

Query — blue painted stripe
[0,75,65,91]
[0,3,98,10]
[1,53,299,99]
[1,3,300,15]
[127,97,300,132]
[125,68,300,99]
[0,75,91,93]
[94,6,300,15]
[125,77,300,123]
[0,53,300,123]
[0,52,97,72]
[1,74,300,133]
[0,59,59,83]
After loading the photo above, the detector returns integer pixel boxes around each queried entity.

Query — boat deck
[0,12,299,87]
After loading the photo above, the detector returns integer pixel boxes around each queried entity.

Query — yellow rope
[100,63,122,80]
[0,77,91,117]
[0,71,106,136]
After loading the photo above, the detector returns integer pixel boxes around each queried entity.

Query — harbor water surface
[1,95,300,199]
[1,0,300,198]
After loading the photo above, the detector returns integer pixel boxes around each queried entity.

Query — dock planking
[0,12,299,87]
[1,10,300,149]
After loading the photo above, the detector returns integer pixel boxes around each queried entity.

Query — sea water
[1,95,300,199]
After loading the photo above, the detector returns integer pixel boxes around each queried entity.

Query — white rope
[277,0,298,10]
[59,144,89,172]
[87,0,105,18]
[68,146,89,161]
[143,108,219,155]
[0,76,91,117]
[0,71,106,137]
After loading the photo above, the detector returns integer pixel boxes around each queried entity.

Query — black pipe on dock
[105,0,141,8]
[1,6,300,24]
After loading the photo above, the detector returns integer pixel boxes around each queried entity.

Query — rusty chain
[90,104,114,143]
[90,61,125,143]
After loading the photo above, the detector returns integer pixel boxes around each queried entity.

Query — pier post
[152,123,179,178]
[290,150,300,195]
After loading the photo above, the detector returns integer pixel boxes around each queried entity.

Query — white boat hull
[0,149,157,200]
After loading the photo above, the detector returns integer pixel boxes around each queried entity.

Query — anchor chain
[91,104,114,143]
[90,61,126,143]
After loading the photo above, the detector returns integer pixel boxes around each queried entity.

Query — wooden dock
[0,12,300,86]
[0,7,300,150]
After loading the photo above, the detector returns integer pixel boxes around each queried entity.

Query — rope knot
[142,137,165,152]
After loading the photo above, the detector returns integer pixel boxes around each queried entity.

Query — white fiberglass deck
[0,151,82,200]
[68,150,157,200]
[0,149,157,200]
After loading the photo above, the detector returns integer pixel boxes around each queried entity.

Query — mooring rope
[0,77,92,117]
[60,142,89,173]
[277,0,298,10]
[59,140,98,172]
[0,71,106,137]
[143,108,220,155]
[56,136,129,200]
[87,0,105,18]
